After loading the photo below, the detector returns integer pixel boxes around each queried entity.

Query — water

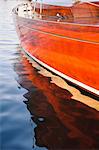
[0,0,99,150]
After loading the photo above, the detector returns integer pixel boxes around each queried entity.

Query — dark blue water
[0,0,99,150]
[0,0,47,150]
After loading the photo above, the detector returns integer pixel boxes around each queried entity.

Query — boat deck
[16,2,99,25]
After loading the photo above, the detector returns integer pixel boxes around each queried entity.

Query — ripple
[25,53,99,111]
[0,0,48,149]
[0,100,35,150]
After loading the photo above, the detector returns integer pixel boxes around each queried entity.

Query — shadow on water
[14,46,99,150]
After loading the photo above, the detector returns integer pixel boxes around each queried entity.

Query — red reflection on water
[15,51,99,150]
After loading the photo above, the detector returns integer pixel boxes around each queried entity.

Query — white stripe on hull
[22,47,99,97]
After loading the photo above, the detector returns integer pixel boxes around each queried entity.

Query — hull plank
[18,25,99,90]
[18,17,99,43]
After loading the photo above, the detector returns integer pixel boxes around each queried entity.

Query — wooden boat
[12,1,99,96]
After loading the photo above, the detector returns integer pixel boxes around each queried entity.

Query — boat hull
[13,3,99,96]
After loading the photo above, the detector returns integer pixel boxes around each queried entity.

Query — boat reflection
[14,47,99,150]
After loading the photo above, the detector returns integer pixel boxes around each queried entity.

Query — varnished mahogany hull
[13,2,99,96]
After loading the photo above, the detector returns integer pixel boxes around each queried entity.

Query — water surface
[0,0,99,150]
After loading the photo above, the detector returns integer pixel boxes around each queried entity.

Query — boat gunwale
[12,4,99,28]
[18,23,99,44]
